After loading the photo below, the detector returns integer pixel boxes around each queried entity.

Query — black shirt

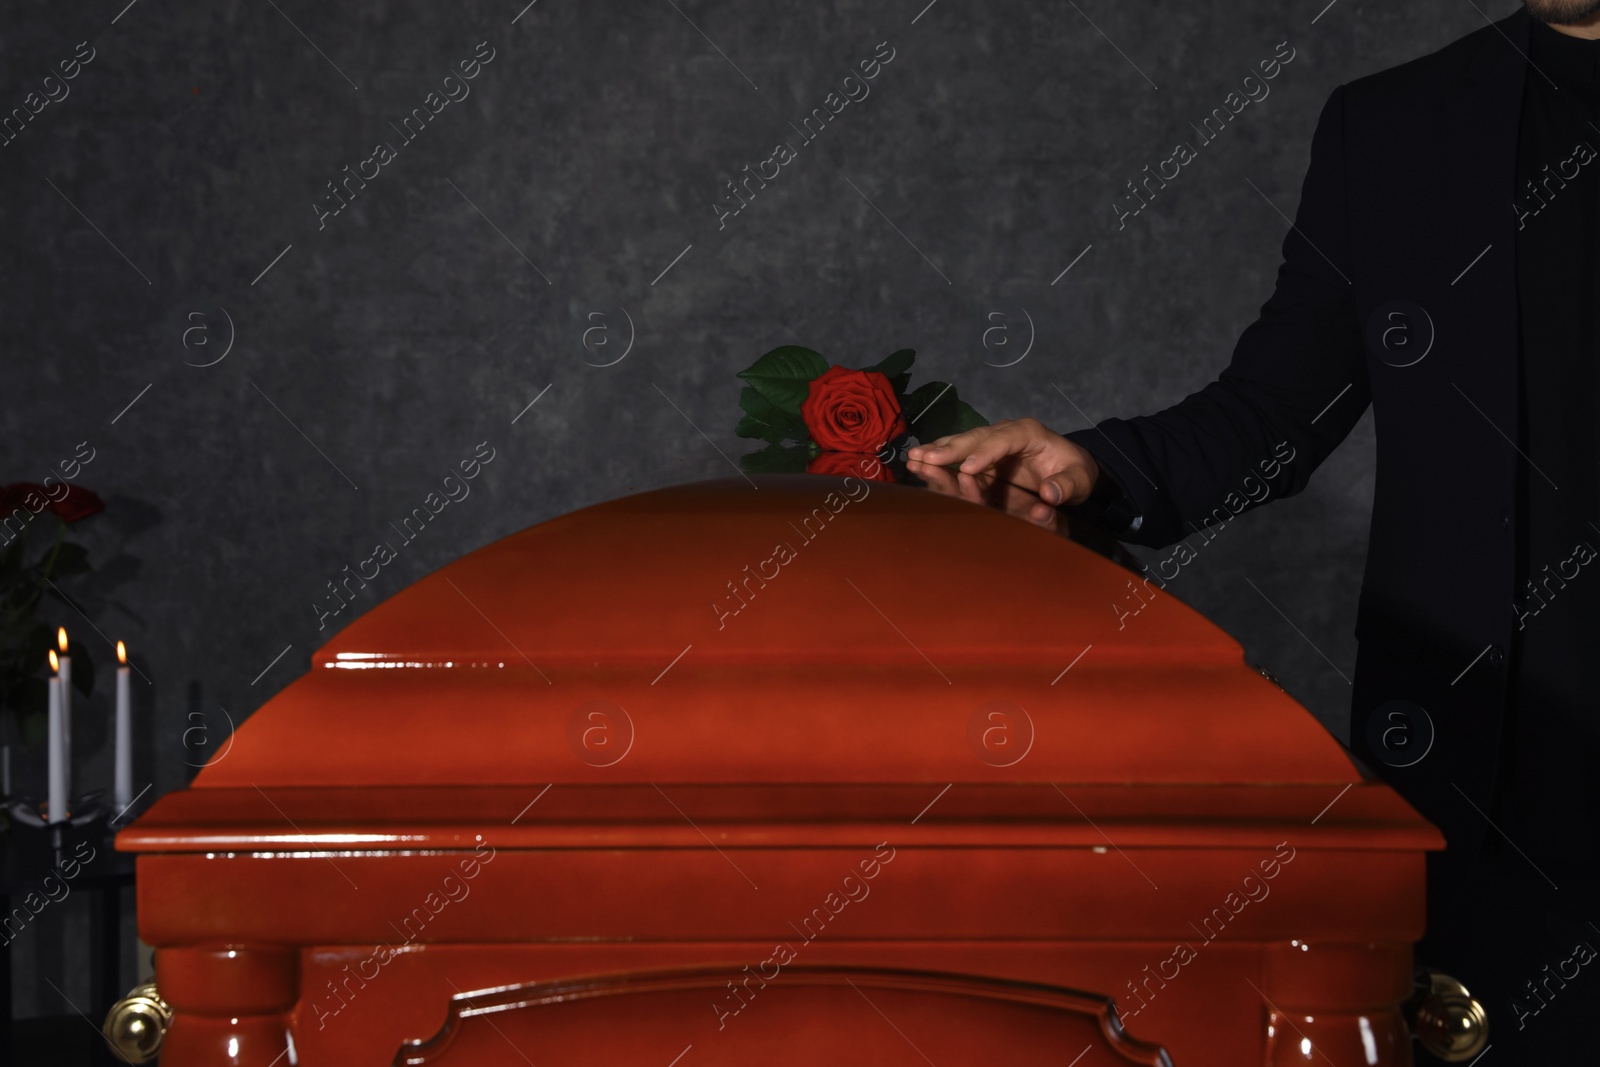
[1512,19,1599,719]
[1495,18,1600,887]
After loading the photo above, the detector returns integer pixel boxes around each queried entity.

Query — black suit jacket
[1068,8,1542,872]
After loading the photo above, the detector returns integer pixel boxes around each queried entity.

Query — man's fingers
[906,460,1001,510]
[906,419,1024,464]
[907,420,1095,505]
[955,424,1032,474]
[1027,500,1059,530]
[905,458,959,495]
[1039,467,1093,506]
[907,427,987,463]
[905,433,957,459]
[954,472,990,506]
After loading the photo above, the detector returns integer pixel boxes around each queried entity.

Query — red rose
[807,452,894,482]
[0,483,37,518]
[800,366,907,453]
[0,482,103,524]
[47,484,104,523]
[0,483,52,519]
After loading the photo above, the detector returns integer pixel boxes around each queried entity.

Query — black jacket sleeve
[1064,84,1371,550]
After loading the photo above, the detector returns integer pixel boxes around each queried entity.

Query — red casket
[118,475,1442,1066]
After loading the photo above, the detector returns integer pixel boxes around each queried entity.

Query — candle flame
[117,641,127,665]
[57,627,68,653]
[49,649,59,672]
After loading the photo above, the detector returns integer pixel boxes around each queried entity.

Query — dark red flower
[0,483,51,519]
[47,484,103,523]
[0,483,36,518]
[0,482,103,524]
[800,366,907,453]
[806,452,894,482]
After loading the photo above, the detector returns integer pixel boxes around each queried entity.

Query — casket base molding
[398,964,1175,1066]
[294,939,1406,1067]
[111,939,1421,1067]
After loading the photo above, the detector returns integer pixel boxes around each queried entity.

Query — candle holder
[7,789,110,829]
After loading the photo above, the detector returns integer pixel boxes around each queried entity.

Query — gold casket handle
[102,979,171,1064]
[1413,971,1488,1062]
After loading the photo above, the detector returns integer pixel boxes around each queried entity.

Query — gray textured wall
[1,0,1514,1022]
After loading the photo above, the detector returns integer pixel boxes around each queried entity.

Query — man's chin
[1526,0,1600,25]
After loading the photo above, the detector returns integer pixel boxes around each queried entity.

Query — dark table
[1,812,136,1066]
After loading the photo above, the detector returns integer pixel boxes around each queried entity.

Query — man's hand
[907,460,1066,532]
[905,418,1101,507]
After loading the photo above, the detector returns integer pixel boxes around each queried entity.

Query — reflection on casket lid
[198,476,1364,788]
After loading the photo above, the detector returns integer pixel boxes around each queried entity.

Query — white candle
[47,650,67,824]
[56,628,71,800]
[115,641,132,814]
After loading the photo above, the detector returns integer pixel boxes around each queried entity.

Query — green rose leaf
[736,387,809,444]
[865,348,915,395]
[50,542,92,577]
[905,381,988,443]
[737,346,829,414]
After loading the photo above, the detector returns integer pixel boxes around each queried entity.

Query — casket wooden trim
[119,476,1442,1067]
[398,965,1174,1066]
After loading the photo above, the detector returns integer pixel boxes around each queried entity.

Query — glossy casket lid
[194,475,1365,787]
